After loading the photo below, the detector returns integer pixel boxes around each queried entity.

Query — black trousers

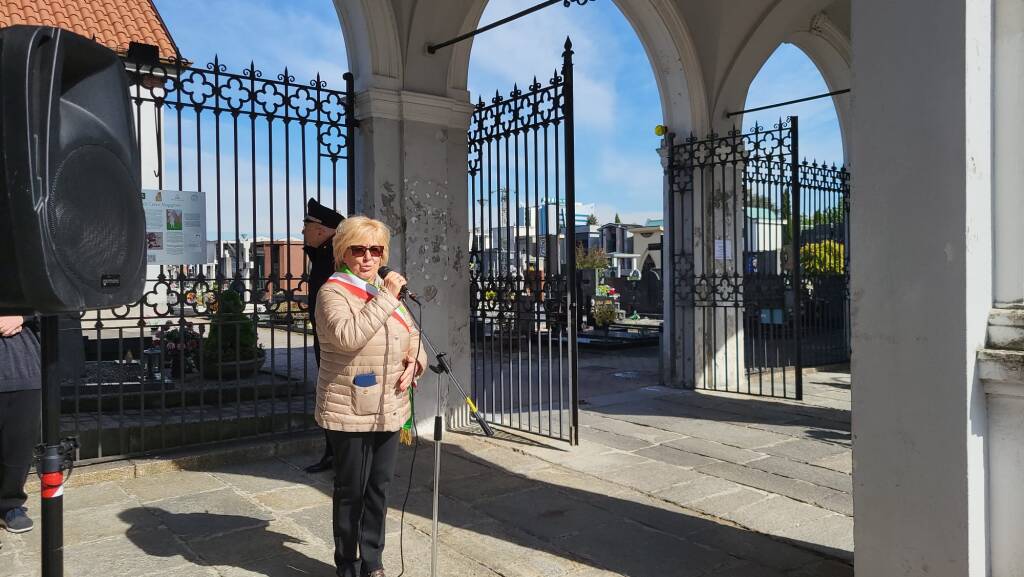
[0,389,40,513]
[329,430,399,577]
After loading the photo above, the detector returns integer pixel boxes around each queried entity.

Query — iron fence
[60,56,354,462]
[668,118,850,399]
[462,40,578,444]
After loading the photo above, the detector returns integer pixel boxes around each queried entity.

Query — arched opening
[459,0,692,440]
[730,42,850,385]
[743,44,845,163]
[469,1,666,228]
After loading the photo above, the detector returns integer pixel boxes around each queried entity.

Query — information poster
[714,239,734,261]
[142,189,207,265]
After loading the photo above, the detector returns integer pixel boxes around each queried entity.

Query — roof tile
[0,0,179,61]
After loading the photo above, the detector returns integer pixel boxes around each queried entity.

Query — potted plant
[592,302,618,334]
[160,322,202,379]
[202,290,265,379]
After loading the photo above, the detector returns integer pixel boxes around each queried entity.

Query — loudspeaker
[0,25,145,313]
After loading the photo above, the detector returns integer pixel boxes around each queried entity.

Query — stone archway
[712,2,851,155]
[447,0,708,135]
[446,0,709,387]
[333,0,402,92]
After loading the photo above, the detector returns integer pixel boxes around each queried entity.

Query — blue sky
[154,0,842,228]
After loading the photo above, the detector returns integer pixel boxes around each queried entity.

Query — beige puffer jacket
[314,278,428,432]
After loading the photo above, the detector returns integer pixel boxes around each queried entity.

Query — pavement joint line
[749,462,854,490]
[739,461,853,496]
[693,469,852,514]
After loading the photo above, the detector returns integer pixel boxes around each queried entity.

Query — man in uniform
[302,198,344,473]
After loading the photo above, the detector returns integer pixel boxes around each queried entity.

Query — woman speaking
[314,215,427,577]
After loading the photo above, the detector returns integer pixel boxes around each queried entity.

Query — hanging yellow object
[654,124,667,136]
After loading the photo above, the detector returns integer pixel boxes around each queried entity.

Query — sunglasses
[348,245,384,258]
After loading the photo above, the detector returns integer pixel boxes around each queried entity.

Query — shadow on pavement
[129,438,853,577]
[118,508,335,577]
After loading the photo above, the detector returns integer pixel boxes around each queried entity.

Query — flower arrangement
[595,284,619,299]
[157,322,202,377]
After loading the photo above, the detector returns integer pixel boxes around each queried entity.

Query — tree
[801,240,845,275]
[614,213,622,224]
[586,214,598,226]
[575,244,609,270]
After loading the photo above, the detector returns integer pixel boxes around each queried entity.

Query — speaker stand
[35,316,78,577]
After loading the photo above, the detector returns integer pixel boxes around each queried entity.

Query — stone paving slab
[812,451,853,474]
[662,436,768,465]
[726,496,837,537]
[758,437,849,463]
[605,459,704,493]
[745,456,853,493]
[694,461,850,515]
[576,425,657,451]
[634,444,721,469]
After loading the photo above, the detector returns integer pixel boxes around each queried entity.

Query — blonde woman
[315,215,427,577]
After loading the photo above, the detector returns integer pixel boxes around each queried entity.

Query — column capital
[355,88,475,130]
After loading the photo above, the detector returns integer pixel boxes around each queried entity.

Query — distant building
[630,219,664,274]
[574,202,596,227]
[600,223,640,278]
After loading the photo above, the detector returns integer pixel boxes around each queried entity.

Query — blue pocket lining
[354,373,377,388]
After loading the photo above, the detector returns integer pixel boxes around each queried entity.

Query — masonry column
[991,0,1024,311]
[851,0,992,575]
[353,89,475,431]
[979,1,1024,574]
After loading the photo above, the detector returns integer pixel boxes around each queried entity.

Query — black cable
[396,298,424,577]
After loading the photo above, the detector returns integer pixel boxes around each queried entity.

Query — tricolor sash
[326,269,413,333]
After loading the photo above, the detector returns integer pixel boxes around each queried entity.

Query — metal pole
[416,329,493,437]
[664,132,676,386]
[562,38,579,446]
[431,369,442,577]
[415,320,492,577]
[726,89,850,118]
[428,0,562,54]
[344,72,357,215]
[790,117,803,400]
[38,316,66,577]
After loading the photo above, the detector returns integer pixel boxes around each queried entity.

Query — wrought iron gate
[60,54,354,462]
[667,118,849,399]
[465,40,579,443]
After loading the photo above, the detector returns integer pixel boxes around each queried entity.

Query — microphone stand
[403,298,493,577]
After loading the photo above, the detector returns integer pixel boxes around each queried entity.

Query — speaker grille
[48,145,143,295]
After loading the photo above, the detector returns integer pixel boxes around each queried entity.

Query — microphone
[378,266,421,304]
